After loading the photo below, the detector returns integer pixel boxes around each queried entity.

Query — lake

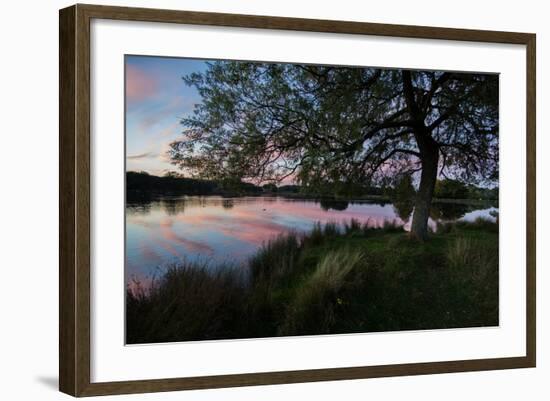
[126,196,497,284]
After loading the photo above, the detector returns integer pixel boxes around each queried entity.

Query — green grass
[126,218,499,344]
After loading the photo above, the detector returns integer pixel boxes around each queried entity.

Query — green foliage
[170,62,499,189]
[467,184,499,200]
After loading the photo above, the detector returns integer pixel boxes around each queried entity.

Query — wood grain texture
[59,3,536,397]
[78,3,533,44]
[75,4,92,396]
[59,5,76,396]
[79,356,533,397]
[525,34,536,367]
[59,4,92,396]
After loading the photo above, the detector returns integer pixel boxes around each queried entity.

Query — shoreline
[127,190,497,207]
[126,219,499,344]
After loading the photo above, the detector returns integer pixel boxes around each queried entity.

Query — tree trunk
[410,144,439,241]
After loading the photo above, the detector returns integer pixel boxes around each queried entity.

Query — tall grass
[303,221,342,247]
[446,235,499,325]
[127,218,499,343]
[344,218,362,234]
[279,248,364,335]
[126,263,247,344]
[249,232,301,286]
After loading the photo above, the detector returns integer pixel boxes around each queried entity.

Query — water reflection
[431,202,471,221]
[320,199,350,211]
[126,196,497,284]
[222,199,234,209]
[393,201,415,223]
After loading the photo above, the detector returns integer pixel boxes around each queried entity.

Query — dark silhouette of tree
[278,185,300,193]
[169,62,498,240]
[262,183,278,193]
[391,174,416,202]
[163,170,184,178]
[434,179,469,199]
[125,171,261,200]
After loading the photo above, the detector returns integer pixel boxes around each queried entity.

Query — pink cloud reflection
[126,197,410,287]
[158,217,214,255]
[170,198,402,247]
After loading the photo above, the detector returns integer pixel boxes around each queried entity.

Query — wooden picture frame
[59,3,536,397]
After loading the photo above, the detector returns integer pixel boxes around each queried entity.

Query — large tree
[169,62,498,240]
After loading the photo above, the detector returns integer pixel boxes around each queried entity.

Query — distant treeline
[126,171,383,202]
[126,171,261,201]
[126,171,497,202]
[388,175,497,202]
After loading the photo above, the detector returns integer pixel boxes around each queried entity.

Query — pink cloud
[126,64,158,103]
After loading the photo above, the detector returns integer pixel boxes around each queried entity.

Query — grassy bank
[126,219,498,344]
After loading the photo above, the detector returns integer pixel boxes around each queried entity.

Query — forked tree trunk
[410,143,439,241]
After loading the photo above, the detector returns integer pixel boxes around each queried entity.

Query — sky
[125,56,497,187]
[125,55,207,175]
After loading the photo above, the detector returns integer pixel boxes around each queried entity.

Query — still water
[126,196,497,283]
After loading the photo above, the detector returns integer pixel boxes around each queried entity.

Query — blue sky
[125,55,207,175]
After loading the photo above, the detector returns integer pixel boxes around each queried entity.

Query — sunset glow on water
[125,196,497,285]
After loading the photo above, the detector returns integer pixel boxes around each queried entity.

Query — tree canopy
[169,61,498,239]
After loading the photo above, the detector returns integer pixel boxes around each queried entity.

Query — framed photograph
[59,4,536,397]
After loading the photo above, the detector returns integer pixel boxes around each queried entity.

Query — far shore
[126,171,498,207]
[127,189,498,208]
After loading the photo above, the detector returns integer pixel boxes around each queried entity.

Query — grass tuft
[249,232,300,286]
[280,248,364,335]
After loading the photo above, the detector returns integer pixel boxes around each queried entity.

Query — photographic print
[125,56,499,345]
